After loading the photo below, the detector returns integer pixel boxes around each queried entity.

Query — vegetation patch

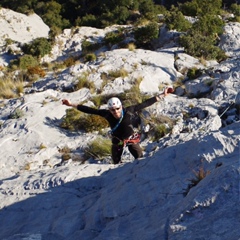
[183,165,211,196]
[60,108,108,132]
[84,137,111,160]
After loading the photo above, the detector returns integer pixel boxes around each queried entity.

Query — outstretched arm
[132,86,174,112]
[62,99,108,116]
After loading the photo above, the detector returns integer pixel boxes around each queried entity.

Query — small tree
[104,30,125,46]
[179,13,226,61]
[180,31,226,61]
[165,6,192,32]
[192,14,224,37]
[18,55,39,69]
[134,22,159,47]
[112,6,130,24]
[22,38,52,58]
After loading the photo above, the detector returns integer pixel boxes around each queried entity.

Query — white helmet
[107,97,122,109]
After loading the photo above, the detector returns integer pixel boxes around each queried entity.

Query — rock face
[0,8,49,47]
[0,8,239,240]
[219,22,240,57]
[0,8,49,67]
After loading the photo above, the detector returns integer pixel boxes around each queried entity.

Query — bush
[120,77,144,106]
[180,0,222,17]
[134,22,159,47]
[180,31,227,61]
[112,6,130,24]
[187,67,202,80]
[152,124,168,141]
[138,0,157,19]
[60,108,109,132]
[104,30,125,46]
[230,3,240,17]
[81,40,102,54]
[81,114,109,132]
[147,115,175,142]
[84,137,112,160]
[179,1,198,16]
[18,55,39,69]
[80,14,97,27]
[84,53,97,62]
[192,14,224,37]
[165,6,192,32]
[90,95,106,108]
[22,37,52,58]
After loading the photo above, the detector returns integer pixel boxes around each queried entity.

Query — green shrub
[134,22,159,46]
[81,114,109,132]
[22,37,52,58]
[152,124,168,141]
[138,0,157,19]
[230,3,240,17]
[81,40,102,54]
[165,6,192,32]
[60,108,82,131]
[80,14,97,27]
[84,137,111,160]
[39,1,70,31]
[195,0,222,16]
[180,31,227,61]
[104,30,125,45]
[111,6,130,24]
[60,108,108,132]
[179,1,198,16]
[187,67,202,80]
[178,12,226,61]
[18,55,39,69]
[84,53,97,62]
[180,0,222,17]
[147,115,175,142]
[5,38,14,46]
[192,14,224,37]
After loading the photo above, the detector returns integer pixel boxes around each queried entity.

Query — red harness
[123,133,141,146]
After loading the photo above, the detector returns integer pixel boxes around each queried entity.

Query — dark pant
[111,143,143,164]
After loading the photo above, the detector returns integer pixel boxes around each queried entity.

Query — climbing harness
[118,132,141,162]
[123,132,141,146]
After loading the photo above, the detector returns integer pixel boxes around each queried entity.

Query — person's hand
[156,86,174,101]
[164,86,174,96]
[62,99,72,106]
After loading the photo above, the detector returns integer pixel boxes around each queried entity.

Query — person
[62,87,172,164]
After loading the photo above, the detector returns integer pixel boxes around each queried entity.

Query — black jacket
[77,96,157,144]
